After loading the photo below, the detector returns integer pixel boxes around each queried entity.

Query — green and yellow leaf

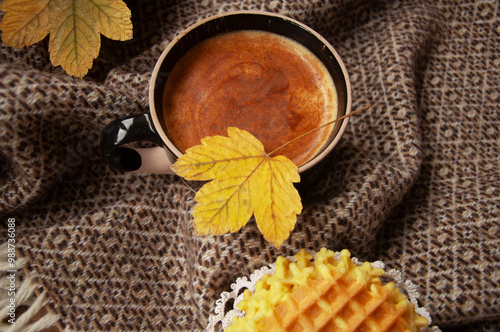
[0,0,133,78]
[172,127,302,247]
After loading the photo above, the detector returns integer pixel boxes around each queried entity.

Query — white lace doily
[206,251,441,332]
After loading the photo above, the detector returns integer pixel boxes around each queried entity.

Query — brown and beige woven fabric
[0,0,498,331]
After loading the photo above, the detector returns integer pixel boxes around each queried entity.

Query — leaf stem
[268,104,372,157]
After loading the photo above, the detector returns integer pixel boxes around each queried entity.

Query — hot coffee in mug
[100,11,351,176]
[162,30,338,167]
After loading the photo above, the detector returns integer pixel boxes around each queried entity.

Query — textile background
[0,0,498,330]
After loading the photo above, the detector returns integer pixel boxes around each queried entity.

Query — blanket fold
[0,0,498,330]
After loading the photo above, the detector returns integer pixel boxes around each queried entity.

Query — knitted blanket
[0,0,498,331]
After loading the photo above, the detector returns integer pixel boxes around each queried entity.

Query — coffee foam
[163,30,337,166]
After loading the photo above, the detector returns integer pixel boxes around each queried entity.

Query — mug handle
[100,113,176,174]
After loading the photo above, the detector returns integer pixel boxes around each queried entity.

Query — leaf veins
[172,127,302,247]
[0,0,133,78]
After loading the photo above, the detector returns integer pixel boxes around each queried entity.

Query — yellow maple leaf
[0,0,133,78]
[172,127,303,247]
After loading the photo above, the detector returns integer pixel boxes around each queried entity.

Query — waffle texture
[0,0,498,331]
[226,249,429,332]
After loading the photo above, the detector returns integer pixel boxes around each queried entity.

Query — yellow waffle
[225,248,429,332]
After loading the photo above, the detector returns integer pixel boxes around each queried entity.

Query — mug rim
[149,10,352,174]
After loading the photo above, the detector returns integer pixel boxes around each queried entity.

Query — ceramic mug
[100,11,352,175]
